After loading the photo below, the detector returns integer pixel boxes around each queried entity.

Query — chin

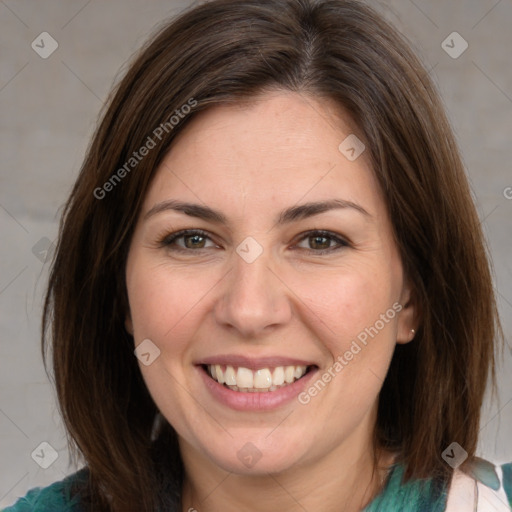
[200,434,309,475]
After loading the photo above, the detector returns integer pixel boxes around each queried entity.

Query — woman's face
[125,90,416,475]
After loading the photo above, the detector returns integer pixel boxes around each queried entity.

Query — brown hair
[42,0,503,509]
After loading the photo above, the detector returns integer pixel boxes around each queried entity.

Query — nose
[213,245,293,338]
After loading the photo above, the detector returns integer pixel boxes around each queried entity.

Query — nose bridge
[233,244,272,298]
[214,239,291,336]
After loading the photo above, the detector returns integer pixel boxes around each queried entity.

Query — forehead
[142,90,383,219]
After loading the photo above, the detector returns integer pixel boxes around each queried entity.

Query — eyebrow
[144,198,371,225]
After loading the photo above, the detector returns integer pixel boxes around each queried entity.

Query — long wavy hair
[42,0,502,509]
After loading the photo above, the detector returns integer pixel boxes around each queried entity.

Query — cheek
[296,264,398,355]
[294,267,399,414]
[126,261,213,423]
[126,260,219,353]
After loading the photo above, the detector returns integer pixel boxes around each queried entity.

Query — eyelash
[157,229,350,255]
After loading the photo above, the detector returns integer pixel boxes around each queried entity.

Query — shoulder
[446,459,512,511]
[2,468,89,512]
[364,458,512,512]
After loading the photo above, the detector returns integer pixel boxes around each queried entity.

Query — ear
[125,313,134,336]
[396,277,419,344]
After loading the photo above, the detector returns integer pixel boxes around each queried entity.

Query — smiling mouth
[202,364,316,392]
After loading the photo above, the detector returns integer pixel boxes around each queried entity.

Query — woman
[4,0,511,510]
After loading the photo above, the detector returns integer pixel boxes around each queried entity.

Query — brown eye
[159,229,216,252]
[182,233,207,249]
[309,234,331,250]
[159,229,349,255]
[296,230,349,254]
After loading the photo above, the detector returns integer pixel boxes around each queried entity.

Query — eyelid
[158,228,350,254]
[158,228,217,248]
[293,230,350,252]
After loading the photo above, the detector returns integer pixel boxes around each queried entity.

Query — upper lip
[196,354,318,370]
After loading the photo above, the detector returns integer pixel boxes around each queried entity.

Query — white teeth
[284,366,295,383]
[206,364,309,391]
[272,366,285,386]
[224,365,236,385]
[236,367,254,388]
[215,364,224,384]
[294,366,304,379]
[253,369,272,388]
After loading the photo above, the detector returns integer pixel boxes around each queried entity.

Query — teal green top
[2,468,88,512]
[363,462,447,512]
[3,460,512,511]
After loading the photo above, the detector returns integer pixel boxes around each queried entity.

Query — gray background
[1,0,511,507]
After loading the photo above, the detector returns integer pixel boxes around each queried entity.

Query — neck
[179,436,394,512]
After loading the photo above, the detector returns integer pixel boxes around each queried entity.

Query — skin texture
[125,90,417,512]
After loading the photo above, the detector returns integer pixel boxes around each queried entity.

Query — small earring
[410,329,415,338]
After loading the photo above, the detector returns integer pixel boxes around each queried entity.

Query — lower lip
[197,365,319,411]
